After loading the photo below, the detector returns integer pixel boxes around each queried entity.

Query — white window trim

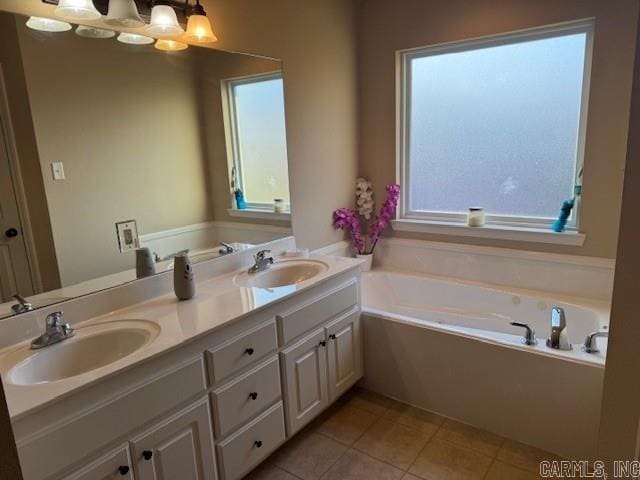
[395,19,594,242]
[222,71,290,212]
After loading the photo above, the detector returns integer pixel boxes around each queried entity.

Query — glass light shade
[75,25,116,38]
[155,39,188,52]
[105,0,144,28]
[148,5,184,37]
[117,32,154,45]
[55,0,101,21]
[185,14,217,43]
[26,16,72,32]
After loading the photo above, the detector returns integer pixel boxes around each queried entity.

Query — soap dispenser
[173,253,195,300]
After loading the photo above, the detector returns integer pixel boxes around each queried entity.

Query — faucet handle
[45,311,64,328]
[254,249,271,261]
[510,321,538,346]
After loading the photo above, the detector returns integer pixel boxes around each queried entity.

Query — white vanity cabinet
[13,266,361,480]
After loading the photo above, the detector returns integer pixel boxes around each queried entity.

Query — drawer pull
[249,392,258,400]
[118,465,130,476]
[329,334,336,340]
[142,450,153,461]
[245,347,255,355]
[319,340,326,347]
[254,440,263,448]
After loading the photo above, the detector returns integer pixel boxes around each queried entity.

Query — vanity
[1,250,362,480]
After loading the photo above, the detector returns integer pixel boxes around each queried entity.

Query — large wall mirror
[0,11,292,319]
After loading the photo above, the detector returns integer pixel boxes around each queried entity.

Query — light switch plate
[51,162,65,180]
[115,220,139,253]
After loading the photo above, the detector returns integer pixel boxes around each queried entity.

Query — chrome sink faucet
[248,250,274,274]
[546,307,571,350]
[11,294,33,314]
[31,311,75,350]
[583,331,608,353]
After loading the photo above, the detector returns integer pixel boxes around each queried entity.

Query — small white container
[274,198,286,214]
[356,253,373,272]
[467,207,485,227]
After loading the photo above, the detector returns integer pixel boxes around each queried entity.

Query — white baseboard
[312,240,353,257]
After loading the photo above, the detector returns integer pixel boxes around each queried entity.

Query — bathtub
[359,269,610,460]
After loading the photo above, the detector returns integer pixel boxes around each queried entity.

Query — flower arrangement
[355,177,374,219]
[333,181,400,255]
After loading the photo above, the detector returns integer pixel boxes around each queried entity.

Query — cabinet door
[63,445,133,480]
[281,328,328,436]
[326,307,362,402]
[132,398,217,480]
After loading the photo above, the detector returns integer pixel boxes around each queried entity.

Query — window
[225,72,290,210]
[398,21,593,231]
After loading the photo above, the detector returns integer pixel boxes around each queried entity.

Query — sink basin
[234,260,328,289]
[3,320,160,385]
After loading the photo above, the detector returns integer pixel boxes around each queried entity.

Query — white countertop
[0,255,362,420]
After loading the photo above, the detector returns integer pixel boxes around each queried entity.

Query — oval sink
[4,320,160,385]
[234,260,328,289]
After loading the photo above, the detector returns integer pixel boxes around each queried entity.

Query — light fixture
[185,0,217,43]
[105,0,144,28]
[55,0,102,21]
[26,16,72,32]
[148,3,184,37]
[117,32,154,45]
[75,25,116,38]
[155,39,188,51]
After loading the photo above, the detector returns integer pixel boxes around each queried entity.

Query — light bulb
[26,16,72,32]
[148,5,184,37]
[155,39,188,52]
[55,0,101,21]
[185,14,217,43]
[75,25,116,39]
[117,32,154,45]
[105,0,144,28]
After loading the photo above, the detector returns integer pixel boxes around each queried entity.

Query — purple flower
[368,184,400,249]
[333,207,364,253]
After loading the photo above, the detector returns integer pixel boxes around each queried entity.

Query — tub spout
[546,307,571,350]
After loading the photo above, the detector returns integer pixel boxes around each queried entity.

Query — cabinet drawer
[216,402,286,480]
[62,445,132,480]
[277,279,358,345]
[207,320,277,384]
[212,356,281,439]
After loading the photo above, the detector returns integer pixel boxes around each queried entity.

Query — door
[326,307,362,401]
[63,445,133,480]
[280,328,328,436]
[0,105,33,302]
[131,398,217,480]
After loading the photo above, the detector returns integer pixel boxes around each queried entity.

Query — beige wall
[0,12,60,291]
[196,49,290,227]
[357,0,638,258]
[15,24,212,286]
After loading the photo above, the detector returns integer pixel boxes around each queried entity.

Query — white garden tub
[359,269,610,460]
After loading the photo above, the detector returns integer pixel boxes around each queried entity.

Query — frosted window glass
[407,32,587,219]
[232,76,290,205]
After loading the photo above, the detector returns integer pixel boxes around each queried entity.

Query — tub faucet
[510,321,537,345]
[11,294,33,314]
[31,311,75,350]
[583,331,608,354]
[218,242,235,255]
[546,307,571,350]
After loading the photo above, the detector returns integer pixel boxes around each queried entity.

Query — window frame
[223,71,290,212]
[396,19,594,231]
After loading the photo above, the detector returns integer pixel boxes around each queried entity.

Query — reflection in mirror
[0,11,292,318]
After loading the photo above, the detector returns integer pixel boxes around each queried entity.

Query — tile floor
[244,387,562,480]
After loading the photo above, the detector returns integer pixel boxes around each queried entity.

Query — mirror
[0,11,292,319]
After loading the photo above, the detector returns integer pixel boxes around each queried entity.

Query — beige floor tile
[497,440,561,473]
[435,419,504,457]
[344,388,400,416]
[321,449,404,480]
[316,405,377,445]
[485,461,543,480]
[270,431,347,480]
[354,418,432,469]
[408,439,493,480]
[243,462,300,480]
[383,403,444,435]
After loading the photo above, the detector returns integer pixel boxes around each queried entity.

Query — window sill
[391,219,586,246]
[227,208,291,221]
